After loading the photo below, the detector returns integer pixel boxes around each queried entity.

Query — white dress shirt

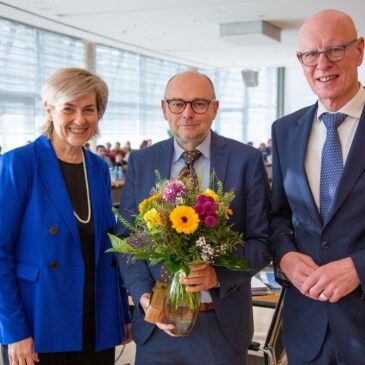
[305,85,365,210]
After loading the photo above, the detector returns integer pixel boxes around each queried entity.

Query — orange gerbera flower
[170,206,199,234]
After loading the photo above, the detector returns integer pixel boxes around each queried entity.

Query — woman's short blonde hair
[41,67,108,138]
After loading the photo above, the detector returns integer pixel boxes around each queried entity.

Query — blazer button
[49,226,59,235]
[48,261,59,270]
[321,241,330,248]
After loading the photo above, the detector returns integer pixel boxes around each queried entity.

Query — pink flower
[163,180,185,202]
[196,194,211,205]
[204,214,218,228]
[194,203,206,217]
[203,201,216,215]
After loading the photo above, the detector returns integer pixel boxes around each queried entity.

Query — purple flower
[196,194,211,205]
[203,201,216,215]
[127,230,151,249]
[163,180,186,202]
[194,203,206,217]
[204,214,218,228]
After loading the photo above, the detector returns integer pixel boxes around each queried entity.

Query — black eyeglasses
[297,39,357,67]
[165,99,215,114]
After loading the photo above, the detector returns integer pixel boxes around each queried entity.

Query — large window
[0,17,278,153]
[0,17,85,152]
[96,44,187,148]
[201,68,278,145]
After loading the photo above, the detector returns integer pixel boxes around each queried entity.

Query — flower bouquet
[108,171,248,335]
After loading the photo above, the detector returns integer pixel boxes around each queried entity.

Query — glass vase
[164,269,200,336]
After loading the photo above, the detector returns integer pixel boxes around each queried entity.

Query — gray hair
[40,67,108,138]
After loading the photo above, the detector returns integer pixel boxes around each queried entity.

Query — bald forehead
[299,10,357,49]
[164,71,215,99]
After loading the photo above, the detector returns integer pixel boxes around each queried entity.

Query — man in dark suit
[117,70,272,365]
[271,9,365,365]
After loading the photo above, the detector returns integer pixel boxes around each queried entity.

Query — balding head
[164,71,216,100]
[297,9,364,111]
[299,10,357,52]
[161,70,219,150]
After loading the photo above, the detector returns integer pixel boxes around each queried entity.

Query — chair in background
[249,288,286,365]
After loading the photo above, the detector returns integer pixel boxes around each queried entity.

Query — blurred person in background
[123,141,132,162]
[96,144,113,167]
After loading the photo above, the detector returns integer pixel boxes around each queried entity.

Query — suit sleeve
[115,153,155,308]
[0,153,33,344]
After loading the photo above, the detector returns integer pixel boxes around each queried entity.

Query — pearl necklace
[73,151,91,224]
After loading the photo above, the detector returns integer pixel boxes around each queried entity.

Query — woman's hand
[122,323,132,345]
[8,337,39,365]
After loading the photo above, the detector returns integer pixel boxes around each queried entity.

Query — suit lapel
[85,151,102,266]
[210,131,229,189]
[326,105,365,225]
[34,136,79,243]
[289,104,322,227]
[154,138,174,180]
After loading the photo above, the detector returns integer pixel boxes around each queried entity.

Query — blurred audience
[96,144,113,167]
[123,141,132,162]
[258,142,268,162]
[139,139,152,149]
[114,150,128,175]
[265,138,272,159]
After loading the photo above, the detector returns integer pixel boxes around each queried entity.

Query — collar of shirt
[317,83,365,122]
[305,84,365,211]
[172,130,211,164]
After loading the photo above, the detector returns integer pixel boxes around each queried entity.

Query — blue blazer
[0,136,130,353]
[271,103,365,363]
[117,131,272,351]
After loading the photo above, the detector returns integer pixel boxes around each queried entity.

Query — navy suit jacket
[0,136,130,352]
[271,103,365,363]
[117,131,272,351]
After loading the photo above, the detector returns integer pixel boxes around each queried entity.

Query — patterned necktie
[178,150,202,188]
[320,112,347,222]
[160,150,202,282]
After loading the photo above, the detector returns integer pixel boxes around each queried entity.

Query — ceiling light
[219,20,281,45]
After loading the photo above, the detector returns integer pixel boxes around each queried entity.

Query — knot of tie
[181,150,202,167]
[320,112,347,130]
[178,149,202,188]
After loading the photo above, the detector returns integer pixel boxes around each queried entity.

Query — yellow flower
[144,208,163,230]
[170,206,199,234]
[224,207,233,216]
[138,194,161,213]
[202,189,219,201]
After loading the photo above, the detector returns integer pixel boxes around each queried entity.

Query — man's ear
[212,100,219,117]
[161,99,168,121]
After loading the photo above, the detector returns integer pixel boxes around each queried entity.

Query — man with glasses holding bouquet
[271,9,365,365]
[117,70,272,365]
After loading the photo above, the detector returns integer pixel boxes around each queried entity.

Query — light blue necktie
[320,112,347,222]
